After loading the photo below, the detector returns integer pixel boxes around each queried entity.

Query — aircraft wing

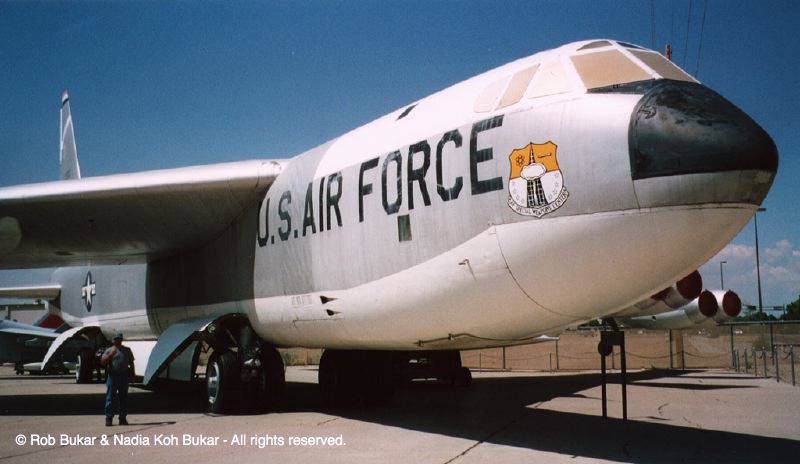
[0,320,59,338]
[0,284,61,299]
[0,160,285,269]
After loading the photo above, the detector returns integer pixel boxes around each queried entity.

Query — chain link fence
[276,323,800,387]
[460,322,800,387]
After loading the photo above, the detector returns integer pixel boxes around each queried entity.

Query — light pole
[754,208,766,313]
[720,260,727,289]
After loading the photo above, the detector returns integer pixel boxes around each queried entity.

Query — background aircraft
[0,294,74,374]
[0,40,777,412]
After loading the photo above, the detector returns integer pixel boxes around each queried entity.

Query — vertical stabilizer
[59,90,81,180]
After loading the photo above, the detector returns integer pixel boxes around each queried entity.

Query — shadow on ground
[2,368,797,462]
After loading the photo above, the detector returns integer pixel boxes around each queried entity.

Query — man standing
[101,333,135,426]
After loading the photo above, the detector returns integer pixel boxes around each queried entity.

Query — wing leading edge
[0,160,285,269]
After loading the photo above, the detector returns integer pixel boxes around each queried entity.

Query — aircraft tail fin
[33,312,67,331]
[59,90,81,180]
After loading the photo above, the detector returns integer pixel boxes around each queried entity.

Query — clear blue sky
[1,0,798,307]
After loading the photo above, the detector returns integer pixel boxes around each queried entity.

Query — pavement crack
[442,401,544,464]
[682,415,703,430]
[317,417,339,426]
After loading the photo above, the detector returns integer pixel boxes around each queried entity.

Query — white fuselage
[52,41,773,351]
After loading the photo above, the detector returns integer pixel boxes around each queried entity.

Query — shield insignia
[507,141,569,217]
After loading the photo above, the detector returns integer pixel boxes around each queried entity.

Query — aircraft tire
[597,340,613,357]
[76,348,94,384]
[320,350,395,408]
[261,347,286,411]
[453,367,472,387]
[244,347,285,413]
[319,350,359,407]
[206,350,238,414]
[361,352,396,407]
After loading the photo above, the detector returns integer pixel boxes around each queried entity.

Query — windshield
[571,43,695,90]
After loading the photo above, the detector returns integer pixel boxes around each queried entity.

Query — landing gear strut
[598,319,627,421]
[203,320,285,414]
[76,348,94,383]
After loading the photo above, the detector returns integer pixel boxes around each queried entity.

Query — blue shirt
[103,345,134,375]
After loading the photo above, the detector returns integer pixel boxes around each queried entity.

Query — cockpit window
[527,60,570,98]
[571,50,652,89]
[578,40,612,51]
[497,65,539,109]
[618,42,644,50]
[629,50,695,82]
[474,77,509,113]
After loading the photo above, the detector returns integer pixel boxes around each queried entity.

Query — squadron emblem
[507,141,568,217]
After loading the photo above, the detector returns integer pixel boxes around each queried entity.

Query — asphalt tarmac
[1,365,798,463]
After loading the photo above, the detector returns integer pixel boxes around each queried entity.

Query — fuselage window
[497,65,539,109]
[474,77,510,113]
[577,40,612,51]
[571,50,652,89]
[527,60,571,98]
[629,50,696,82]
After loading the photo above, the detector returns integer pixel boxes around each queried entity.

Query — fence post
[681,345,686,371]
[775,346,780,383]
[669,330,674,369]
[763,351,768,379]
[744,350,749,374]
[502,347,506,370]
[769,322,775,355]
[754,349,759,377]
[675,330,685,370]
[479,353,482,371]
[555,339,560,371]
[791,346,796,387]
[730,325,735,368]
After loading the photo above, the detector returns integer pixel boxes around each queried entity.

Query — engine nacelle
[620,289,741,330]
[615,270,703,318]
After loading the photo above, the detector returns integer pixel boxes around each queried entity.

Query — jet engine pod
[697,290,719,318]
[721,290,742,318]
[676,270,703,301]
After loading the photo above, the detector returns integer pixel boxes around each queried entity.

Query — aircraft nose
[629,80,778,184]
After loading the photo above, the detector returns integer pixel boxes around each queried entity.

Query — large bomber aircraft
[0,40,777,412]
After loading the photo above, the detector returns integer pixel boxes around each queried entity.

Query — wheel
[597,340,613,357]
[319,350,343,407]
[242,347,285,413]
[206,350,238,414]
[76,348,94,383]
[320,350,396,408]
[261,348,286,411]
[453,367,472,387]
[319,350,359,407]
[361,352,396,406]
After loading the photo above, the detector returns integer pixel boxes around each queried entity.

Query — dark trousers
[105,372,129,420]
